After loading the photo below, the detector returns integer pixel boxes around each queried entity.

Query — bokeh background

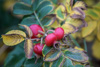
[0,0,100,67]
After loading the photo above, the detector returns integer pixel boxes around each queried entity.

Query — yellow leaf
[66,4,72,13]
[6,30,26,37]
[64,17,84,29]
[3,0,16,10]
[70,8,85,19]
[65,0,73,13]
[19,24,33,38]
[71,32,81,39]
[92,40,100,59]
[82,21,97,37]
[50,20,60,28]
[73,1,86,9]
[24,38,33,59]
[61,23,76,34]
[2,34,25,46]
[85,9,99,20]
[85,35,94,42]
[97,21,100,41]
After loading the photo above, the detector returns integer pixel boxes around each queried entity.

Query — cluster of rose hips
[29,24,64,56]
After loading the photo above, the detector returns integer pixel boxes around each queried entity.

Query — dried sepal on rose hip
[54,27,64,40]
[33,43,44,56]
[45,33,57,47]
[29,24,44,38]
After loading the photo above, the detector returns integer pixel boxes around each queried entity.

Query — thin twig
[46,30,55,34]
[34,11,44,30]
[40,37,43,46]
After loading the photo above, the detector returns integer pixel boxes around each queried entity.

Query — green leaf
[63,58,73,67]
[20,17,38,29]
[68,65,75,67]
[75,64,84,67]
[44,48,62,61]
[4,44,25,67]
[43,62,51,67]
[42,45,52,56]
[32,0,43,11]
[24,58,43,67]
[41,17,53,26]
[64,50,83,61]
[37,1,52,11]
[13,2,32,15]
[21,0,32,5]
[64,49,88,63]
[38,5,53,19]
[50,56,65,67]
[51,0,57,4]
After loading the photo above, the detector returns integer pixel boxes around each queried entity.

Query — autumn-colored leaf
[82,21,97,37]
[73,1,86,10]
[61,23,76,34]
[50,20,61,28]
[92,40,100,59]
[61,17,86,34]
[70,8,85,19]
[2,34,25,46]
[65,17,85,28]
[85,34,95,42]
[97,21,100,41]
[24,38,33,59]
[19,24,33,38]
[55,5,65,21]
[65,0,73,13]
[6,30,26,37]
[85,9,99,20]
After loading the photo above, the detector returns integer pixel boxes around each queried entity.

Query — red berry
[45,33,57,46]
[54,27,64,40]
[29,24,43,38]
[33,43,44,55]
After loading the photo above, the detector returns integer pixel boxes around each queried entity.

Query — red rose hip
[33,43,44,55]
[54,27,64,40]
[45,33,57,46]
[29,24,43,38]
